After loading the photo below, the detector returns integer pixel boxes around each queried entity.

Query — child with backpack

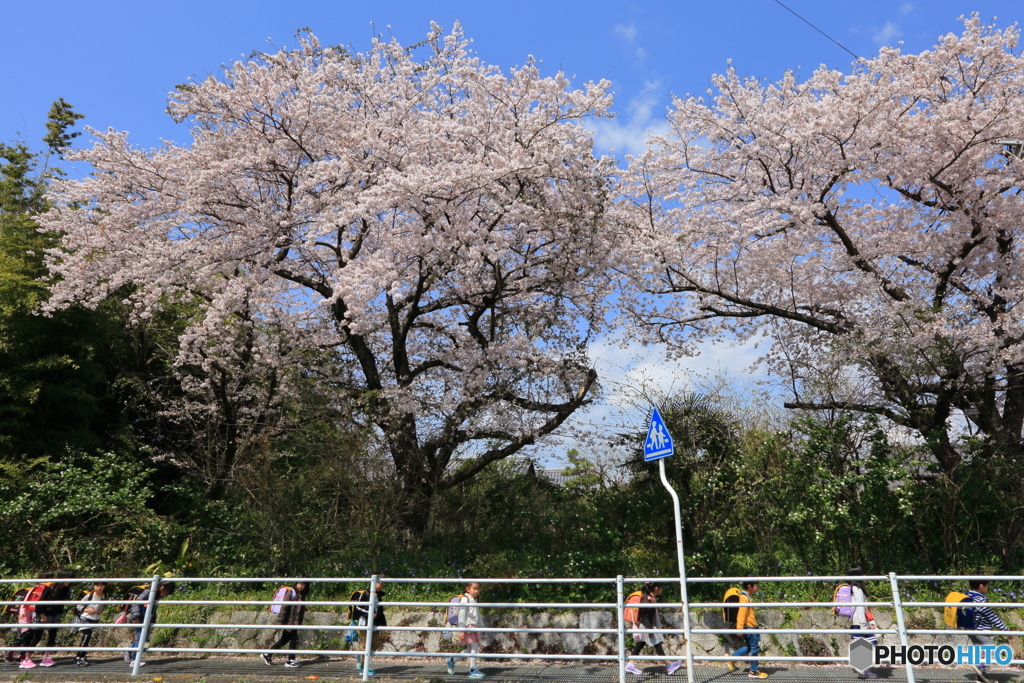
[842,567,878,680]
[34,571,75,667]
[445,582,486,679]
[353,577,387,676]
[126,581,176,667]
[73,581,108,666]
[730,581,767,678]
[962,580,1008,682]
[260,580,309,668]
[7,572,51,666]
[623,582,684,677]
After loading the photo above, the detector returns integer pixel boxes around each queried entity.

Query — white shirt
[457,594,480,628]
[76,592,106,623]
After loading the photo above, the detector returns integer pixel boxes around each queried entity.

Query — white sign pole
[659,457,695,683]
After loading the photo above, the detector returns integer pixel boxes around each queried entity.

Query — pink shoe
[19,658,36,669]
[40,655,55,667]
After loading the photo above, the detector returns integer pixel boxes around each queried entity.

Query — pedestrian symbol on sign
[644,407,674,462]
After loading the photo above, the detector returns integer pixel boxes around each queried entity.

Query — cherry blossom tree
[42,25,616,534]
[619,17,1024,476]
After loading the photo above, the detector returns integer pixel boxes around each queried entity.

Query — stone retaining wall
[44,608,1024,660]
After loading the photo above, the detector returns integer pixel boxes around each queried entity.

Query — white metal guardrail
[2,573,1022,682]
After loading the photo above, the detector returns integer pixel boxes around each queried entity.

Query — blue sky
[2,0,1021,452]
[3,0,1022,158]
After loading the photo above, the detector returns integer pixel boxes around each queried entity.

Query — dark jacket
[276,588,306,626]
[36,584,71,621]
[354,589,386,627]
[128,589,159,624]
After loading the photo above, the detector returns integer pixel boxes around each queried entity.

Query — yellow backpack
[722,587,742,625]
[944,591,973,629]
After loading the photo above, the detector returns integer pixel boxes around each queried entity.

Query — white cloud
[590,80,670,156]
[873,21,903,44]
[898,3,914,15]
[615,23,637,43]
[635,47,647,60]
[533,333,778,466]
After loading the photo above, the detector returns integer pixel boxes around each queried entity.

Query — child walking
[74,581,108,666]
[354,577,387,676]
[846,568,878,680]
[126,581,176,667]
[26,571,74,668]
[964,580,1009,682]
[446,582,486,679]
[261,580,308,668]
[732,581,767,678]
[623,582,683,676]
[11,572,53,668]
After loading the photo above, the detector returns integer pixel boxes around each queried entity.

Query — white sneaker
[625,662,642,675]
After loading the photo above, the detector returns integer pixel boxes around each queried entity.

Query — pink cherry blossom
[42,24,617,529]
[618,16,1024,473]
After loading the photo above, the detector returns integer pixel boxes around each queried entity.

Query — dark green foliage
[0,101,128,461]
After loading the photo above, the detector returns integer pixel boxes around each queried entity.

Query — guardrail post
[130,575,162,676]
[616,575,626,683]
[361,575,378,682]
[888,572,915,683]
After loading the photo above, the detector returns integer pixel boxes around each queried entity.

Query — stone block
[230,610,258,624]
[579,610,613,641]
[388,629,420,652]
[562,631,587,654]
[759,610,784,629]
[551,612,576,629]
[423,631,442,654]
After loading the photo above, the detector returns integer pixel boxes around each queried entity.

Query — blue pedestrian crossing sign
[644,407,674,462]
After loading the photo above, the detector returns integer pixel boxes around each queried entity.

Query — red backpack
[21,582,50,614]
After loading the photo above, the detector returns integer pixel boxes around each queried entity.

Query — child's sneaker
[78,657,91,666]
[469,670,486,679]
[727,660,738,673]
[972,665,992,682]
[625,662,642,675]
[40,655,55,667]
[260,653,272,666]
[446,657,456,675]
[666,660,683,676]
[858,671,879,680]
[284,660,301,668]
[4,653,15,664]
[748,671,768,679]
[19,658,36,669]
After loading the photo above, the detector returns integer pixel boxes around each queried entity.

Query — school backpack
[4,588,29,617]
[944,591,974,629]
[721,587,742,625]
[269,586,296,614]
[446,594,465,626]
[623,590,644,625]
[20,582,50,617]
[119,584,149,613]
[833,583,855,618]
[346,590,366,622]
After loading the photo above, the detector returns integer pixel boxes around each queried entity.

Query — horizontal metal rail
[5,573,1024,680]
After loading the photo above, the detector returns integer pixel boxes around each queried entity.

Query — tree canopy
[619,17,1024,476]
[41,25,618,533]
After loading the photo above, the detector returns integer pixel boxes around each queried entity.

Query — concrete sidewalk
[0,657,1020,683]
